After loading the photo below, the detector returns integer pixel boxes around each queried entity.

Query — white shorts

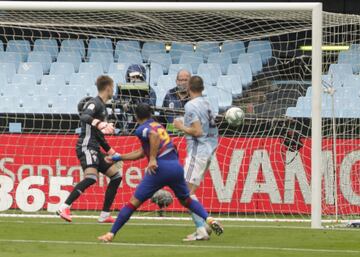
[184,155,212,186]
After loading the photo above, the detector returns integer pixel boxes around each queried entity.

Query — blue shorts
[134,158,190,202]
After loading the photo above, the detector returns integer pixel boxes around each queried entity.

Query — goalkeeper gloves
[91,119,115,134]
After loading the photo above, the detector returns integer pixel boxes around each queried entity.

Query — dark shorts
[134,158,190,202]
[76,148,113,174]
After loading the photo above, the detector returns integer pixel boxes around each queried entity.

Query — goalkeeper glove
[91,119,115,134]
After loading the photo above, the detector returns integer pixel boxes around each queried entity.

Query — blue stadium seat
[27,51,52,74]
[222,41,246,63]
[195,41,219,60]
[79,62,103,82]
[70,72,94,86]
[89,52,114,73]
[50,96,78,113]
[17,96,44,113]
[0,96,16,112]
[247,40,272,64]
[0,52,22,70]
[61,39,85,58]
[197,63,222,86]
[0,63,16,83]
[148,63,164,87]
[108,72,126,85]
[179,52,203,74]
[84,85,98,97]
[217,75,242,97]
[149,53,172,74]
[33,39,58,61]
[204,85,231,112]
[321,74,343,88]
[12,74,37,85]
[207,52,232,75]
[227,63,252,88]
[328,63,353,78]
[108,62,130,78]
[36,85,62,97]
[57,51,82,72]
[115,40,141,59]
[154,75,177,107]
[116,50,143,64]
[0,40,4,52]
[50,62,75,84]
[141,42,166,62]
[0,72,8,90]
[170,42,194,64]
[6,40,31,62]
[238,53,262,75]
[343,75,360,88]
[41,74,66,88]
[168,63,192,75]
[88,38,113,57]
[285,107,303,117]
[18,62,43,84]
[1,84,20,97]
[59,86,84,98]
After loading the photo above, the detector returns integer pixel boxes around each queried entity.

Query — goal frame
[0,1,323,228]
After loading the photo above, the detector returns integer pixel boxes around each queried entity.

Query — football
[151,189,173,209]
[225,107,245,126]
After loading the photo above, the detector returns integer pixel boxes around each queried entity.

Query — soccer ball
[151,189,173,209]
[225,107,245,126]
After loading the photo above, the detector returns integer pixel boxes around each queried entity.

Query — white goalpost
[0,2,326,228]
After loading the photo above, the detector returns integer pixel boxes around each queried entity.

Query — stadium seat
[148,63,164,87]
[50,96,79,113]
[149,53,172,74]
[17,62,43,84]
[57,51,82,72]
[170,42,194,64]
[328,63,353,78]
[207,52,232,75]
[337,50,360,73]
[321,74,343,88]
[87,38,113,57]
[0,40,4,52]
[0,63,16,83]
[168,63,192,75]
[197,63,222,86]
[59,86,84,98]
[116,50,143,64]
[50,62,75,84]
[108,62,131,78]
[0,84,20,97]
[115,40,141,58]
[36,85,62,97]
[12,73,37,85]
[61,39,85,58]
[222,41,246,63]
[0,96,16,113]
[285,107,303,117]
[0,72,8,89]
[238,53,262,75]
[41,74,66,88]
[84,85,98,97]
[343,75,360,87]
[154,75,177,107]
[33,39,58,61]
[108,72,126,86]
[89,52,114,73]
[205,85,231,112]
[179,52,204,74]
[70,72,94,86]
[79,62,103,82]
[27,51,52,74]
[217,75,243,97]
[6,39,31,62]
[141,42,166,61]
[247,40,272,64]
[0,52,22,70]
[203,86,220,114]
[17,96,43,113]
[227,63,252,88]
[195,41,220,60]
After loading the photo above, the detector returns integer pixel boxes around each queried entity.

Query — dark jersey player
[97,103,223,242]
[57,75,122,223]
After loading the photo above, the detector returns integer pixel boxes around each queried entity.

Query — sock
[100,211,110,218]
[189,195,206,229]
[102,173,122,212]
[111,203,137,235]
[60,203,70,210]
[185,197,209,221]
[65,176,97,206]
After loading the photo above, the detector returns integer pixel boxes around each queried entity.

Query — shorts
[76,148,113,174]
[184,155,212,186]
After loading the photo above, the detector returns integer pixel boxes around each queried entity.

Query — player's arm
[81,102,114,134]
[147,131,160,174]
[174,119,203,137]
[106,148,144,163]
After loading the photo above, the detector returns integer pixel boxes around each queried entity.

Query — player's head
[126,64,146,83]
[188,75,204,97]
[135,103,152,123]
[176,69,191,93]
[96,75,114,100]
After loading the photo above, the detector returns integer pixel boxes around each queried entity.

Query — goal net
[0,2,357,226]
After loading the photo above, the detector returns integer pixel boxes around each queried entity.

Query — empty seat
[142,42,166,61]
[207,52,232,75]
[50,62,75,84]
[0,72,8,89]
[0,96,16,113]
[0,40,4,52]
[154,75,177,107]
[27,51,52,73]
[0,84,20,97]
[247,40,272,64]
[41,74,66,88]
[322,74,343,88]
[217,75,243,97]
[6,40,31,62]
[0,63,16,83]
[179,52,203,74]
[59,86,84,98]
[0,52,22,70]
[116,50,143,64]
[87,38,113,57]
[79,62,103,82]
[33,39,58,60]
[222,41,246,63]
[343,75,360,88]
[89,52,114,73]
[12,74,37,85]
[61,39,85,58]
[197,63,222,86]
[147,63,164,87]
[170,42,194,64]
[108,72,126,86]
[70,73,94,86]
[196,41,219,60]
[149,53,172,74]
[238,53,262,75]
[115,40,141,59]
[227,63,252,88]
[338,51,360,73]
[57,51,82,72]
[328,64,353,78]
[18,62,43,84]
[36,85,62,97]
[50,96,79,113]
[168,63,192,75]
[108,62,130,78]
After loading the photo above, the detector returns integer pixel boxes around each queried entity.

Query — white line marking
[0,239,359,254]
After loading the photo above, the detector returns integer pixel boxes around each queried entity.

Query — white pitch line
[0,239,359,255]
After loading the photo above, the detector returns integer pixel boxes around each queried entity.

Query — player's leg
[98,152,122,223]
[57,149,99,222]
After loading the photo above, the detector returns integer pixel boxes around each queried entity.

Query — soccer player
[97,103,223,242]
[173,75,218,241]
[57,75,122,223]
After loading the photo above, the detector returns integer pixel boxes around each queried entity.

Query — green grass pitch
[1,216,360,257]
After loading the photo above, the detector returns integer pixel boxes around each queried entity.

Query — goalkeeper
[57,75,122,223]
